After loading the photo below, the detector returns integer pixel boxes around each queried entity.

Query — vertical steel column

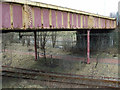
[34,31,37,60]
[87,30,90,64]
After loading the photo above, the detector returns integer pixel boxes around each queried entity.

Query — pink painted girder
[97,18,99,28]
[78,15,81,28]
[111,20,114,28]
[69,13,72,28]
[2,3,11,28]
[63,12,68,28]
[106,20,110,28]
[94,17,99,28]
[57,11,62,28]
[82,15,84,28]
[73,14,77,28]
[43,8,49,28]
[100,19,103,28]
[101,19,105,28]
[13,4,22,28]
[34,7,41,28]
[103,19,105,28]
[51,10,56,28]
[85,16,88,28]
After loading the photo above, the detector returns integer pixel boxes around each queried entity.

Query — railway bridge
[0,0,117,63]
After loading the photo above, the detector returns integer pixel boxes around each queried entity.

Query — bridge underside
[1,28,115,33]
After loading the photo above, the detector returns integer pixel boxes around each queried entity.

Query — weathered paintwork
[0,1,116,30]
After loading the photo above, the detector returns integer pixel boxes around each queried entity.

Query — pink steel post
[34,32,37,60]
[87,30,90,64]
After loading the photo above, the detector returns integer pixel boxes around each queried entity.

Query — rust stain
[24,5,33,29]
[88,16,94,29]
[32,7,35,28]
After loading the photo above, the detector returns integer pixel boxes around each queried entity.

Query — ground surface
[2,42,119,88]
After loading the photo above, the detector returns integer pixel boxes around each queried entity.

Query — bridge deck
[0,0,116,30]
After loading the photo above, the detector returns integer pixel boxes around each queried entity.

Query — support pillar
[34,31,37,60]
[87,30,90,64]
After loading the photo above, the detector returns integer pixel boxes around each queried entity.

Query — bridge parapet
[0,0,116,30]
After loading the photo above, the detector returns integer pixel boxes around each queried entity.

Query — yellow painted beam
[10,4,13,29]
[114,21,116,28]
[49,9,52,26]
[67,12,70,28]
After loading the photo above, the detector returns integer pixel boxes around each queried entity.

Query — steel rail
[2,74,111,88]
[2,71,119,88]
[2,65,119,80]
[2,70,119,84]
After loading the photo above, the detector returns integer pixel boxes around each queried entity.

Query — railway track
[2,65,120,88]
